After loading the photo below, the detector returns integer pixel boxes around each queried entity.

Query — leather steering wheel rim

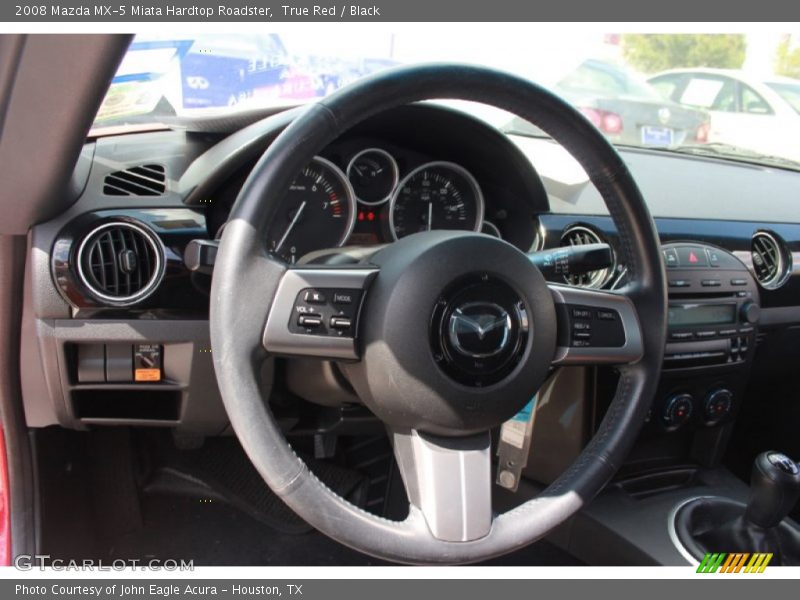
[210,64,667,564]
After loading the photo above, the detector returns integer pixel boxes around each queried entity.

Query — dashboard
[20,103,800,477]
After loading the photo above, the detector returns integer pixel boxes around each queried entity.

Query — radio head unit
[662,243,759,369]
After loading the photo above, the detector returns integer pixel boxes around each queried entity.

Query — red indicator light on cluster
[358,210,377,222]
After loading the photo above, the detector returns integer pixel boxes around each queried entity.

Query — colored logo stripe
[697,553,772,573]
[745,553,773,573]
[721,553,749,573]
[697,553,726,573]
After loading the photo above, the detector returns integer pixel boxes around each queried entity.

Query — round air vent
[751,231,791,290]
[76,221,165,305]
[559,225,615,288]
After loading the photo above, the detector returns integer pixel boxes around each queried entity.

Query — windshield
[94,32,800,169]
[766,82,800,114]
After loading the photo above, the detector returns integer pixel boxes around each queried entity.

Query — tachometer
[389,161,483,240]
[266,157,356,263]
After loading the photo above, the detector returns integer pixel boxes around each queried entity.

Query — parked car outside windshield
[648,68,800,162]
[508,58,709,148]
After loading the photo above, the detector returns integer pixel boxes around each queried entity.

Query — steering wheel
[210,64,667,564]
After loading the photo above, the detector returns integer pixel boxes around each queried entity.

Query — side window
[710,80,738,112]
[740,84,773,115]
[678,76,737,112]
[649,74,684,100]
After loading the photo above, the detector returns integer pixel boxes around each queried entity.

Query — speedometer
[388,161,483,240]
[266,156,356,263]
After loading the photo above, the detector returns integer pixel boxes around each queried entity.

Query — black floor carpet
[108,492,582,566]
[36,427,582,566]
[143,436,369,535]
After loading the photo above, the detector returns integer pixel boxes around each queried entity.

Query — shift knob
[744,452,800,529]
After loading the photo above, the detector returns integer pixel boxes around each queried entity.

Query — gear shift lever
[745,452,800,529]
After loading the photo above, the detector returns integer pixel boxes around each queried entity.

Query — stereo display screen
[668,303,737,328]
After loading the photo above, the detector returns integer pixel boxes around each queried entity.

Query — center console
[548,242,768,565]
[617,243,760,471]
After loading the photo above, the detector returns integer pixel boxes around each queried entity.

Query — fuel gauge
[346,148,399,206]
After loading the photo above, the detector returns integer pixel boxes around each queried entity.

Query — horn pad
[340,231,557,436]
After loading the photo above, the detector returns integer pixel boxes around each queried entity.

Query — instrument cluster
[262,146,499,263]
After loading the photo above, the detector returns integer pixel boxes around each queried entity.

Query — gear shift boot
[672,452,800,566]
[674,498,800,564]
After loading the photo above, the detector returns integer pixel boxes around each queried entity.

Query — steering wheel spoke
[549,283,644,366]
[391,428,493,542]
[262,265,378,360]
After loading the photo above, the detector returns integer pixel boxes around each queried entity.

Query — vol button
[298,314,323,327]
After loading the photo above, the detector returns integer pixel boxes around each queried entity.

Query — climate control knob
[704,389,733,425]
[663,393,694,430]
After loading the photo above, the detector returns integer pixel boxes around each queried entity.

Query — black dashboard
[21,102,800,478]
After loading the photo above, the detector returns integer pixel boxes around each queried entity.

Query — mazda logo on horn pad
[448,302,512,358]
[431,275,529,387]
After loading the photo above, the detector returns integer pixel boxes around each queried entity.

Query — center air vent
[751,231,790,289]
[560,225,614,288]
[76,221,165,306]
[103,164,166,196]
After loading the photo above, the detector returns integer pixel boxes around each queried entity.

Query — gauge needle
[427,201,433,231]
[274,201,307,253]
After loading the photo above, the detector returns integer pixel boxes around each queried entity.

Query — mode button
[333,292,354,305]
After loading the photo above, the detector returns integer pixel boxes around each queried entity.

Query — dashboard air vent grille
[751,231,789,289]
[77,222,164,305]
[103,164,166,196]
[560,225,614,288]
